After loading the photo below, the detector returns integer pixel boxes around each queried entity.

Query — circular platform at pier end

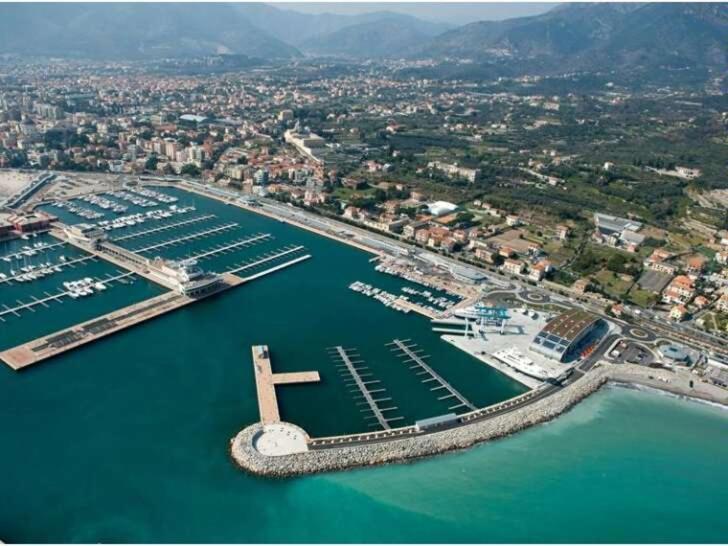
[253,422,309,456]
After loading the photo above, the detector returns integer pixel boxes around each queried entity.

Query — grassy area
[543,240,576,267]
[698,312,728,333]
[594,269,634,299]
[332,186,377,201]
[627,286,659,308]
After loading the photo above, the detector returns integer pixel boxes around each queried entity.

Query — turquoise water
[0,387,726,543]
[1,188,727,542]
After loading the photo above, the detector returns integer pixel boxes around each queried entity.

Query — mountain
[301,14,451,58]
[0,3,301,60]
[417,3,728,73]
[231,4,448,48]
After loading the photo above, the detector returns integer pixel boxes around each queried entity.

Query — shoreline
[230,363,728,478]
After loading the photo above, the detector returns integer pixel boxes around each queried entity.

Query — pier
[388,338,476,412]
[393,297,440,319]
[328,346,402,430]
[0,254,98,285]
[227,245,305,275]
[111,214,216,242]
[251,345,320,424]
[132,222,239,253]
[185,233,273,262]
[0,271,135,320]
[0,290,194,369]
[0,253,310,369]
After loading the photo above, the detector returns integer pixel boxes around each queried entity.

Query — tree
[180,163,201,177]
[145,155,159,171]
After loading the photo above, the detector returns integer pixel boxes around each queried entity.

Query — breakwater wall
[230,364,726,477]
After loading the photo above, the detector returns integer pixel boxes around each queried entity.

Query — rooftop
[540,309,599,343]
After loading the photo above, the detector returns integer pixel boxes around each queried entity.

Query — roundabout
[628,327,651,340]
[523,291,548,304]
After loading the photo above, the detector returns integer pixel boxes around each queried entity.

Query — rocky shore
[230,363,725,478]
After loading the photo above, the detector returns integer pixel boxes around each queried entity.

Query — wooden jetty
[251,345,320,424]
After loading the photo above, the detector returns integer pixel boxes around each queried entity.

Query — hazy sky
[275,2,557,25]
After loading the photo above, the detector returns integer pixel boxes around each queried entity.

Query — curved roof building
[530,309,601,362]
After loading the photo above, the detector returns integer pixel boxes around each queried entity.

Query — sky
[274,2,557,25]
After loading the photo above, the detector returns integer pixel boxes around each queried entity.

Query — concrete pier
[0,291,194,370]
[0,256,309,370]
[393,297,440,319]
[251,345,320,424]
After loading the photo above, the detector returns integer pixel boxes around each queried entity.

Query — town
[2,56,727,345]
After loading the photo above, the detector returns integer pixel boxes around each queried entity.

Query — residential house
[662,275,695,305]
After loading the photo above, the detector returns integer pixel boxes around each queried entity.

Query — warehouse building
[530,309,602,362]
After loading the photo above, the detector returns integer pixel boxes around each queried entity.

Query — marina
[1,185,316,371]
[0,271,135,321]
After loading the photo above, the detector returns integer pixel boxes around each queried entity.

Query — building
[148,258,221,297]
[448,264,488,284]
[0,212,14,238]
[662,275,695,305]
[501,258,525,276]
[8,211,55,233]
[686,255,707,277]
[658,344,691,365]
[556,224,570,241]
[530,310,602,362]
[254,169,269,186]
[284,129,326,163]
[475,246,497,264]
[593,212,644,249]
[644,249,678,275]
[64,223,108,248]
[670,304,688,322]
[427,201,457,217]
[428,161,479,183]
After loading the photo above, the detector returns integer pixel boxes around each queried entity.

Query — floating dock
[328,346,403,430]
[131,221,239,253]
[251,345,320,424]
[111,214,216,242]
[388,338,476,412]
